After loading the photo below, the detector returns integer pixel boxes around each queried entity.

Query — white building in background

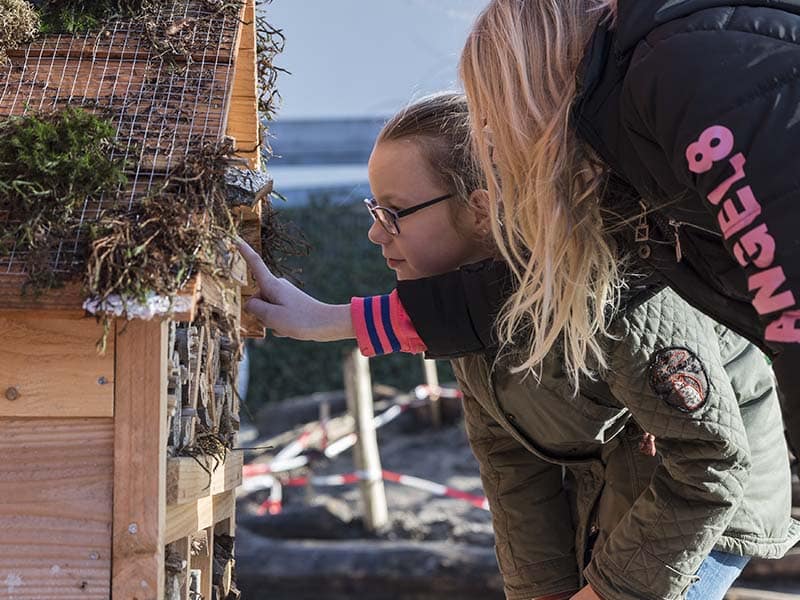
[259,0,486,206]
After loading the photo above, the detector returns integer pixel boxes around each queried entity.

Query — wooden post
[112,318,169,599]
[422,358,442,429]
[343,348,388,531]
[189,527,214,600]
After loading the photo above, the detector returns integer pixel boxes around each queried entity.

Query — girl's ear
[467,189,492,235]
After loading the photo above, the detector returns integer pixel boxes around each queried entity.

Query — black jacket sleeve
[620,16,800,416]
[395,259,512,359]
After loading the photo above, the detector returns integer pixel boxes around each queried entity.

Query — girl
[239,93,800,600]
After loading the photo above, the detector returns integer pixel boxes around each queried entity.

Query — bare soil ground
[234,391,800,600]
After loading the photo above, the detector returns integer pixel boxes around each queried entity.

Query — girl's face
[367,139,488,280]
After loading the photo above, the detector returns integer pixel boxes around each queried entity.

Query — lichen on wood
[0,0,40,63]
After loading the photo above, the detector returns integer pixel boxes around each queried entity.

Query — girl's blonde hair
[460,0,618,388]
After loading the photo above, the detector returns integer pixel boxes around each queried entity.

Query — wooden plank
[165,537,191,600]
[343,350,388,531]
[190,527,214,600]
[165,491,235,544]
[112,319,168,600]
[166,452,243,505]
[198,274,242,318]
[215,514,236,538]
[422,358,442,429]
[204,331,219,426]
[231,50,256,93]
[172,266,248,323]
[241,311,266,339]
[0,418,113,600]
[228,98,259,130]
[172,276,203,323]
[0,278,84,312]
[229,251,249,286]
[0,272,198,324]
[0,315,114,418]
[235,202,267,338]
[226,0,260,170]
[234,201,263,224]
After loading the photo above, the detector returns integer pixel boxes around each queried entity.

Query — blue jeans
[685,550,750,600]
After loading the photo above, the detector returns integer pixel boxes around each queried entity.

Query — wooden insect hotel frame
[0,1,268,598]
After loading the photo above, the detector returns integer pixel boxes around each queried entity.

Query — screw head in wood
[4,387,18,401]
[128,523,138,534]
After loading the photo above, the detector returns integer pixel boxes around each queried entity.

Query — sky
[261,0,488,120]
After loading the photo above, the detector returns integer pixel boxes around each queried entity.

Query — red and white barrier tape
[414,384,463,401]
[253,469,489,515]
[244,401,414,477]
[247,384,472,515]
[259,479,282,516]
[272,429,315,464]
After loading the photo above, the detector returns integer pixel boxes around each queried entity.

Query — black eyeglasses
[364,193,453,236]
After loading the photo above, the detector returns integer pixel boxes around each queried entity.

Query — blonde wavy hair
[460,0,619,388]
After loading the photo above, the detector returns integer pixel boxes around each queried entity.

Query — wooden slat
[165,490,235,544]
[228,97,260,132]
[231,50,256,94]
[0,418,113,600]
[226,0,260,170]
[235,202,267,338]
[241,311,266,339]
[190,527,215,600]
[176,537,192,600]
[0,269,230,322]
[0,278,84,312]
[229,251,249,286]
[0,314,114,418]
[215,514,236,537]
[200,274,242,318]
[112,319,168,600]
[166,451,243,505]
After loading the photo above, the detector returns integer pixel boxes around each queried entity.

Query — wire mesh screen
[0,1,242,278]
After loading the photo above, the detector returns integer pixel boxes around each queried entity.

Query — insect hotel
[0,1,274,598]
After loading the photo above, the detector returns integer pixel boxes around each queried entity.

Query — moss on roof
[0,107,128,292]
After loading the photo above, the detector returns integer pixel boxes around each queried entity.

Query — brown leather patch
[648,347,709,413]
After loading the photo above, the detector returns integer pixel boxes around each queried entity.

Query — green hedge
[245,196,451,410]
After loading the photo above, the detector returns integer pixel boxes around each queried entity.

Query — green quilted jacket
[452,288,800,600]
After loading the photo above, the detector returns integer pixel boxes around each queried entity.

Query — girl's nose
[368,219,392,245]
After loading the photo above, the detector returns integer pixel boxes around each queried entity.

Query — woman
[396,0,800,453]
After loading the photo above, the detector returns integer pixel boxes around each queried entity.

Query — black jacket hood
[615,0,800,53]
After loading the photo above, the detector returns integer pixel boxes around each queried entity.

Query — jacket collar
[614,0,800,55]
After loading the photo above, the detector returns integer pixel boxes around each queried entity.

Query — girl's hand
[236,239,355,342]
[570,584,603,600]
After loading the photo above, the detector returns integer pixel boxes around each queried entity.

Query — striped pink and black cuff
[350,290,426,357]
